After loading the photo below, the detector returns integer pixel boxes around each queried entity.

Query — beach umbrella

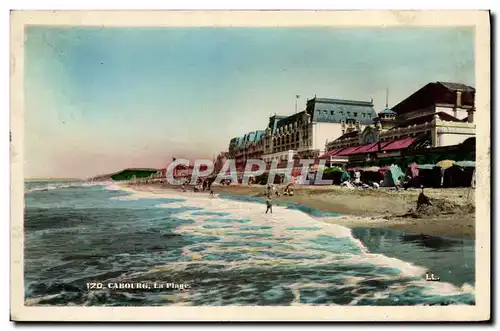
[455,160,475,168]
[436,159,455,169]
[417,164,435,170]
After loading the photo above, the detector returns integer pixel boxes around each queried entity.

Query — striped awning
[353,142,383,154]
[382,137,417,151]
[336,145,364,156]
[319,149,339,159]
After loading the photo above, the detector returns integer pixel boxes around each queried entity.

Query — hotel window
[347,112,351,117]
[324,110,328,115]
[330,111,334,115]
[354,112,358,117]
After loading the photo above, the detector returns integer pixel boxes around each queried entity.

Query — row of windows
[275,122,307,133]
[272,141,310,153]
[273,134,309,145]
[380,132,422,142]
[316,109,372,118]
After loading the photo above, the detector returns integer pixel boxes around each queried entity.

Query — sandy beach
[128,183,475,239]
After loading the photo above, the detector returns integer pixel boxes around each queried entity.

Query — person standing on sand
[209,187,214,197]
[265,197,273,214]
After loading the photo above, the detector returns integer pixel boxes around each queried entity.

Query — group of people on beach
[181,178,215,197]
[263,182,296,214]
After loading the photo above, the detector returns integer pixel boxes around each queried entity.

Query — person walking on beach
[265,196,273,214]
[209,187,214,197]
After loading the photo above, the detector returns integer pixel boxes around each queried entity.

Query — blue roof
[378,108,397,116]
[235,130,266,147]
[310,98,377,125]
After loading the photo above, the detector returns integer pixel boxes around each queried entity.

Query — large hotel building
[227,81,476,171]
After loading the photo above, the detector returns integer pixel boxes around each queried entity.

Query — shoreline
[124,182,475,240]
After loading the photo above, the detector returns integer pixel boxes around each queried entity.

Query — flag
[296,94,300,99]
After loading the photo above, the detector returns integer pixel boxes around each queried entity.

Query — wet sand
[130,183,475,239]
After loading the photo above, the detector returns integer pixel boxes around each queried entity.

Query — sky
[24,27,474,179]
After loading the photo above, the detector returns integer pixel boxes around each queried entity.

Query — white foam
[25,182,82,193]
[119,186,474,299]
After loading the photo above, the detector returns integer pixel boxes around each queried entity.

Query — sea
[24,181,475,306]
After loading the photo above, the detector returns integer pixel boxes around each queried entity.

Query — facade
[226,96,376,168]
[228,130,266,170]
[214,151,228,174]
[261,97,377,163]
[322,81,476,165]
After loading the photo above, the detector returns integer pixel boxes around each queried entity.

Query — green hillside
[110,168,159,181]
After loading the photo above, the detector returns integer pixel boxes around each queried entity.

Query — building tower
[374,87,397,130]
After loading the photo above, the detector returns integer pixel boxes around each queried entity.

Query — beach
[24,180,475,306]
[133,183,475,239]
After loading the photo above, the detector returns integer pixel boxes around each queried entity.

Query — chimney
[467,108,475,123]
[456,89,463,108]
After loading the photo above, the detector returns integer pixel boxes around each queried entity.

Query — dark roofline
[392,111,462,129]
[392,81,476,114]
[309,97,373,106]
[270,115,288,120]
[437,81,475,91]
[275,111,307,128]
[335,130,360,140]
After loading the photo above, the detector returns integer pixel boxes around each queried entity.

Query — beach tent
[416,164,442,188]
[361,166,383,183]
[382,164,404,187]
[417,164,436,170]
[443,161,476,188]
[322,166,344,184]
[362,166,380,172]
[340,171,351,183]
[455,161,476,168]
[407,162,419,178]
[378,166,390,173]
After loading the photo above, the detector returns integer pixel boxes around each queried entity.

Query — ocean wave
[121,187,475,300]
[24,181,105,194]
[24,185,475,306]
[25,183,73,193]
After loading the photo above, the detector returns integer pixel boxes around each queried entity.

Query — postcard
[10,10,490,322]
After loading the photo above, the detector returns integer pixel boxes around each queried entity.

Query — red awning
[319,148,343,159]
[352,142,380,154]
[382,137,417,151]
[319,150,334,159]
[337,145,364,156]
